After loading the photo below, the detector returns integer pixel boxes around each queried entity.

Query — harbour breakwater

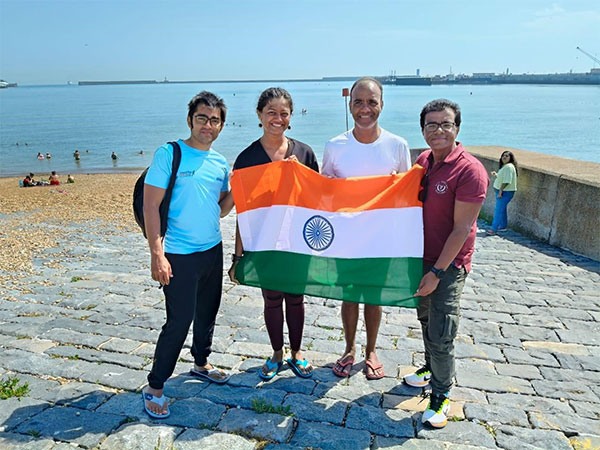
[410,146,600,261]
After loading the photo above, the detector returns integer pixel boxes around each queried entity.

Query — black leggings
[261,289,304,352]
[147,243,223,390]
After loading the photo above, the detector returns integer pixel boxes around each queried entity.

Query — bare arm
[143,184,173,286]
[415,200,483,297]
[228,221,244,284]
[497,183,509,197]
[219,190,234,217]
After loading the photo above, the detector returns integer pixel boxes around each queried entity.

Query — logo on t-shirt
[179,170,196,177]
[435,181,448,194]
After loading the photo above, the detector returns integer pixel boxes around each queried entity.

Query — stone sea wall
[410,146,600,261]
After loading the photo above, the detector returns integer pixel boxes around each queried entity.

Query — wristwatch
[430,266,446,279]
[231,254,243,262]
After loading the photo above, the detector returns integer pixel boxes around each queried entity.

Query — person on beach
[37,152,44,160]
[111,151,118,160]
[73,150,80,161]
[22,174,34,187]
[142,91,232,419]
[322,77,411,380]
[228,87,319,380]
[67,174,75,183]
[486,151,518,235]
[46,152,51,159]
[49,171,60,185]
[403,99,488,428]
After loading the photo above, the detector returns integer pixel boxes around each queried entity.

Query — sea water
[0,82,598,177]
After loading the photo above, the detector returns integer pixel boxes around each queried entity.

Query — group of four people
[141,77,488,430]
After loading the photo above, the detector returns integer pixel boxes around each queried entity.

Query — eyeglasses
[424,121,455,133]
[418,170,429,203]
[194,114,221,126]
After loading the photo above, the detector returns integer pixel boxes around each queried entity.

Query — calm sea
[1,82,598,177]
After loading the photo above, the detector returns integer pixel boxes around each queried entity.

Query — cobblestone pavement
[0,213,599,449]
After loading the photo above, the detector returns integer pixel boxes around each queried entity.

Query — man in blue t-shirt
[142,91,232,419]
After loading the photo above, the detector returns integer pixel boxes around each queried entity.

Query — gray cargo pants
[417,264,467,396]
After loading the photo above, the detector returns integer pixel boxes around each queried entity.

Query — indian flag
[231,160,425,307]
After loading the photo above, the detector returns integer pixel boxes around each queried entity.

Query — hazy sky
[1,0,599,85]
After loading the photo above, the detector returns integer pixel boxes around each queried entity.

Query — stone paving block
[303,324,343,340]
[206,351,241,369]
[530,306,592,321]
[15,405,123,448]
[456,371,534,395]
[503,348,560,367]
[500,324,559,342]
[455,343,505,362]
[217,407,293,443]
[569,400,600,420]
[416,421,496,448]
[0,349,86,380]
[162,398,226,428]
[45,345,148,369]
[531,379,600,402]
[261,370,316,395]
[1,337,56,354]
[495,424,572,450]
[323,377,381,407]
[495,363,542,380]
[99,423,181,450]
[283,393,348,425]
[555,353,600,371]
[464,402,529,427]
[539,366,600,385]
[556,328,600,346]
[0,397,51,432]
[462,309,515,324]
[96,392,150,420]
[40,327,111,348]
[226,341,272,358]
[569,434,600,450]
[372,436,446,449]
[528,411,600,435]
[308,337,347,354]
[0,432,56,450]
[451,387,488,404]
[231,328,271,345]
[200,383,287,409]
[346,403,415,438]
[99,337,143,353]
[382,393,429,411]
[78,361,148,390]
[289,421,372,450]
[174,428,256,450]
[487,392,573,414]
[485,302,531,315]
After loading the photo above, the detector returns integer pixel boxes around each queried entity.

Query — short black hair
[188,91,227,124]
[420,99,461,129]
[350,77,383,101]
[256,87,293,114]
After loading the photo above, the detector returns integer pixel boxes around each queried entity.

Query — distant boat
[0,80,17,88]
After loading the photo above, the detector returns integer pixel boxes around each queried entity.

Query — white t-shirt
[322,128,411,178]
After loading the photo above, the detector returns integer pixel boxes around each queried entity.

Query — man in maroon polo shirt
[403,99,488,429]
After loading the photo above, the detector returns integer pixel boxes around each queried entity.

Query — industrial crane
[576,46,600,66]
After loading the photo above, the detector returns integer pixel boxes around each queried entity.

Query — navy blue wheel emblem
[303,215,334,251]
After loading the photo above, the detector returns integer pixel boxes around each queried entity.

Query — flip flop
[142,388,170,419]
[287,358,313,378]
[332,355,355,377]
[259,358,283,380]
[364,359,385,380]
[189,367,230,384]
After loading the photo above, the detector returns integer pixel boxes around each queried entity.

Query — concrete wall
[410,146,600,261]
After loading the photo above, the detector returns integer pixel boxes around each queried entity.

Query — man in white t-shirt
[322,77,411,380]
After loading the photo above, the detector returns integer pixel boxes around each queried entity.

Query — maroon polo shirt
[415,143,488,272]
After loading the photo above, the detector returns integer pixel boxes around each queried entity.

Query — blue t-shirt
[145,139,229,254]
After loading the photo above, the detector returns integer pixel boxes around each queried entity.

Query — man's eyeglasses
[194,114,221,126]
[424,121,455,133]
[418,171,429,203]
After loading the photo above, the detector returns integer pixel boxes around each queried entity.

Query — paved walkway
[0,213,598,449]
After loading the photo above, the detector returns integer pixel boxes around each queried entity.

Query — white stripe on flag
[238,205,423,258]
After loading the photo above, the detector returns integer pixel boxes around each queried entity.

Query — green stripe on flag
[236,251,422,307]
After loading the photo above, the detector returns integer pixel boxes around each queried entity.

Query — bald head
[350,77,383,101]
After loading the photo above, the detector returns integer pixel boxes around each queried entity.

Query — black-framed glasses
[424,121,455,133]
[194,114,221,126]
[418,171,429,203]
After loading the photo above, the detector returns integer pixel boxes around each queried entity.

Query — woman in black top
[229,87,318,380]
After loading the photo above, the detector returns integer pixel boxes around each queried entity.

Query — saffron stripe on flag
[236,250,421,307]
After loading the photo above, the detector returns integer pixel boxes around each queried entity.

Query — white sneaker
[403,366,431,387]
[422,393,450,428]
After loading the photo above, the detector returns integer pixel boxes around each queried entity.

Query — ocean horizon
[1,81,598,177]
